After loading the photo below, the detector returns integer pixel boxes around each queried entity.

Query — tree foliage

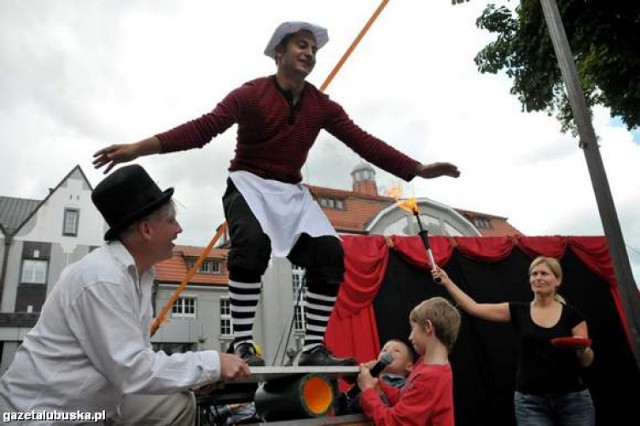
[473,0,640,133]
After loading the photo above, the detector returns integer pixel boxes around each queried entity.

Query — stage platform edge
[241,413,371,425]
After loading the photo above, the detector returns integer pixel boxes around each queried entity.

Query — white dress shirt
[0,241,220,418]
[230,170,338,256]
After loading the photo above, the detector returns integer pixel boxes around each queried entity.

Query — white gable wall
[17,169,104,251]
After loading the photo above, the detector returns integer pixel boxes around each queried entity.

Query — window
[220,297,232,335]
[473,217,492,229]
[21,259,48,284]
[354,169,374,181]
[171,296,196,318]
[199,259,221,274]
[317,197,346,210]
[187,258,221,274]
[443,222,464,237]
[63,208,79,236]
[292,265,306,332]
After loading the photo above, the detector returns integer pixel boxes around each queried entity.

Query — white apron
[229,171,338,257]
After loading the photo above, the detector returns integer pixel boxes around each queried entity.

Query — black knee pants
[222,179,344,295]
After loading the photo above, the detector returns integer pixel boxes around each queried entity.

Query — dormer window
[187,258,222,274]
[473,217,492,229]
[317,197,345,210]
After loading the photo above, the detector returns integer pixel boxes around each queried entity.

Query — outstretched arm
[432,267,510,323]
[93,136,163,174]
[414,162,460,179]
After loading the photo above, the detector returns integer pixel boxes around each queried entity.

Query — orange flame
[386,184,419,215]
[396,197,419,215]
[385,184,403,200]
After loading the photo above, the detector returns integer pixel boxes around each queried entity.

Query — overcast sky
[1,0,638,284]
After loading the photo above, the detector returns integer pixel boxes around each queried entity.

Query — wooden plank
[240,413,371,425]
[233,366,360,384]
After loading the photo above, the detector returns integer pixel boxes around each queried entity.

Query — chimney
[351,162,378,196]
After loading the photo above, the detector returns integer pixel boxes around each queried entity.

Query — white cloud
[1,0,638,287]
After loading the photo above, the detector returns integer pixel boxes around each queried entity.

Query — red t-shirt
[157,76,419,184]
[360,361,455,426]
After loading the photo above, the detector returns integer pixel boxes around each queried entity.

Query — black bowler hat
[91,164,174,241]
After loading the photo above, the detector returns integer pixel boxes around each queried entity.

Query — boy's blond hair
[410,297,461,353]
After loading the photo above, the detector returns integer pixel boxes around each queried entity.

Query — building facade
[0,166,105,372]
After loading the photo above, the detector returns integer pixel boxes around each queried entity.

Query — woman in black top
[432,256,595,426]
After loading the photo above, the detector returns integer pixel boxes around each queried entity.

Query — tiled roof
[0,196,41,235]
[307,185,392,233]
[456,208,522,237]
[454,207,508,221]
[308,184,394,203]
[0,165,93,237]
[174,245,228,259]
[478,220,522,237]
[155,244,229,286]
[308,184,522,236]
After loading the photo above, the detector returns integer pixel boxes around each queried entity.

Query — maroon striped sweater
[157,76,419,184]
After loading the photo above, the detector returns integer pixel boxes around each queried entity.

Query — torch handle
[427,249,441,284]
[418,229,441,284]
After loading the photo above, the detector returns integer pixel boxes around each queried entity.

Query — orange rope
[150,222,228,336]
[319,0,390,92]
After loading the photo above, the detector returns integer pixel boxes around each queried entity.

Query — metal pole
[539,0,640,369]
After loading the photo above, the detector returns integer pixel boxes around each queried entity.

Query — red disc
[550,337,592,349]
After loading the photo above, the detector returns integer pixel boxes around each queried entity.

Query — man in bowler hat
[0,164,250,425]
[93,21,460,368]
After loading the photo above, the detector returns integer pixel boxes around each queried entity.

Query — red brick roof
[155,245,228,286]
[455,208,522,237]
[307,185,392,233]
[308,184,522,237]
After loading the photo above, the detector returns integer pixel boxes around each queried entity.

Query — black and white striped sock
[229,280,261,345]
[302,291,337,353]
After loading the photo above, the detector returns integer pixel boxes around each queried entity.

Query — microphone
[346,351,394,399]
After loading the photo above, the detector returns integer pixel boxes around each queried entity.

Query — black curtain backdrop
[373,248,640,426]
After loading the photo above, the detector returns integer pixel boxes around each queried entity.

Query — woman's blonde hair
[529,256,566,304]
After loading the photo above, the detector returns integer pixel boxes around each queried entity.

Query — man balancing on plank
[93,21,460,367]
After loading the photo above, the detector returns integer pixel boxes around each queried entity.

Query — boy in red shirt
[337,338,415,415]
[357,297,461,425]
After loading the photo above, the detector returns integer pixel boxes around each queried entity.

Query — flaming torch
[396,196,441,283]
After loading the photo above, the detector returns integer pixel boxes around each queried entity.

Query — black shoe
[232,342,265,367]
[297,345,357,367]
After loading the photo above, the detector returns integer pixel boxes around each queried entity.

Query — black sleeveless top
[509,302,587,395]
